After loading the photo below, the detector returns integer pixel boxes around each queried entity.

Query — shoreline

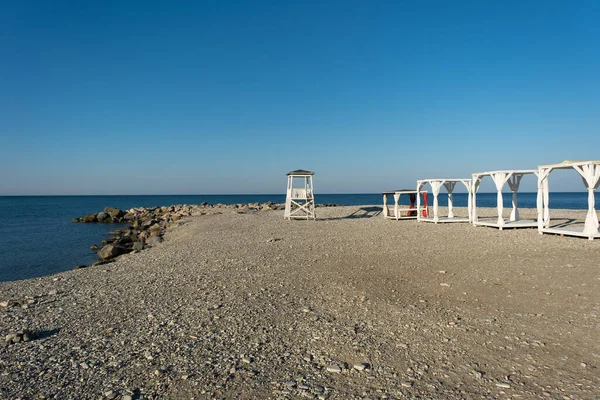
[1,205,598,398]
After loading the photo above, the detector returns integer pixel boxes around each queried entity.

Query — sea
[0,193,596,282]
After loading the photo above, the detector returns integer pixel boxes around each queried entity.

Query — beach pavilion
[537,160,600,240]
[471,169,539,229]
[416,179,472,223]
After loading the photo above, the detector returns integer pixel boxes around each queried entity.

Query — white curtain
[491,172,510,226]
[471,177,481,222]
[574,164,600,237]
[507,174,523,221]
[443,181,457,218]
[430,181,443,223]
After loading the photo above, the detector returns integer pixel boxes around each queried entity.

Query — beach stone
[326,365,342,373]
[147,236,163,247]
[496,382,511,389]
[132,241,144,251]
[48,289,58,296]
[353,363,367,371]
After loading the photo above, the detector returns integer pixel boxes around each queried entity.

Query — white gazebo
[537,160,600,240]
[472,170,538,229]
[417,179,472,223]
[284,169,316,220]
[382,189,428,220]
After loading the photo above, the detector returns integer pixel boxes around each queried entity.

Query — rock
[495,382,511,389]
[73,265,88,270]
[0,301,8,307]
[121,396,132,400]
[326,365,342,373]
[48,289,58,296]
[241,357,253,364]
[401,381,413,388]
[132,241,144,251]
[146,236,163,247]
[97,244,130,260]
[90,244,100,252]
[104,207,123,218]
[96,212,111,222]
[353,363,367,371]
[71,217,80,222]
[81,213,97,223]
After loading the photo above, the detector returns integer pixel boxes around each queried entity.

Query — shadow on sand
[318,206,383,220]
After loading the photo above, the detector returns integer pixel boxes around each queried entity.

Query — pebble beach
[1,205,599,399]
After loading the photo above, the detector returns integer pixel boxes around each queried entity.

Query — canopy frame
[471,169,538,230]
[537,161,600,240]
[416,179,472,223]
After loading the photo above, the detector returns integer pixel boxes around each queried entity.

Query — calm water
[0,193,595,282]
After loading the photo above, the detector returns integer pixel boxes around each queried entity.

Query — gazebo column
[507,174,523,221]
[443,181,456,219]
[491,172,511,228]
[416,182,424,221]
[383,193,389,218]
[393,192,401,221]
[574,164,600,239]
[430,181,443,223]
[537,169,546,233]
[463,180,473,222]
[471,177,481,223]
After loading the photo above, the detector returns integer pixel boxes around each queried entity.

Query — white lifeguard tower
[284,170,316,220]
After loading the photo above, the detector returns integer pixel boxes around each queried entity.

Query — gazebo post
[443,181,456,219]
[573,164,600,239]
[464,180,473,223]
[430,181,443,223]
[471,175,481,223]
[507,174,524,222]
[491,172,511,228]
[416,181,423,221]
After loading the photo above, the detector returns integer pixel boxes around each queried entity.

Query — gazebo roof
[287,169,314,176]
[472,169,538,176]
[539,160,600,169]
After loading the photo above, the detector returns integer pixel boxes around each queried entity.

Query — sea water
[0,193,595,282]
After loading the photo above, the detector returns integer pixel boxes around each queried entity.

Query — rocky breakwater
[73,202,289,267]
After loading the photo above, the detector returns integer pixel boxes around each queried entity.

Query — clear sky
[1,1,599,195]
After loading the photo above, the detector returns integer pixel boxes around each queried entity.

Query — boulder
[104,207,123,218]
[97,243,130,260]
[81,213,98,223]
[96,212,110,222]
[146,236,163,247]
[123,212,136,220]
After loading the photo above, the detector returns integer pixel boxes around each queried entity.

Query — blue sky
[1,1,599,195]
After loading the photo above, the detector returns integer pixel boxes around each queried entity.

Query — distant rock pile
[73,202,294,267]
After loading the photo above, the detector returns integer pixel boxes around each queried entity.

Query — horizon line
[0,191,592,197]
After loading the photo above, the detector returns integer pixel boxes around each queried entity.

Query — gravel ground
[1,206,599,400]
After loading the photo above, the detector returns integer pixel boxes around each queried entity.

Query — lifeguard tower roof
[287,169,314,176]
